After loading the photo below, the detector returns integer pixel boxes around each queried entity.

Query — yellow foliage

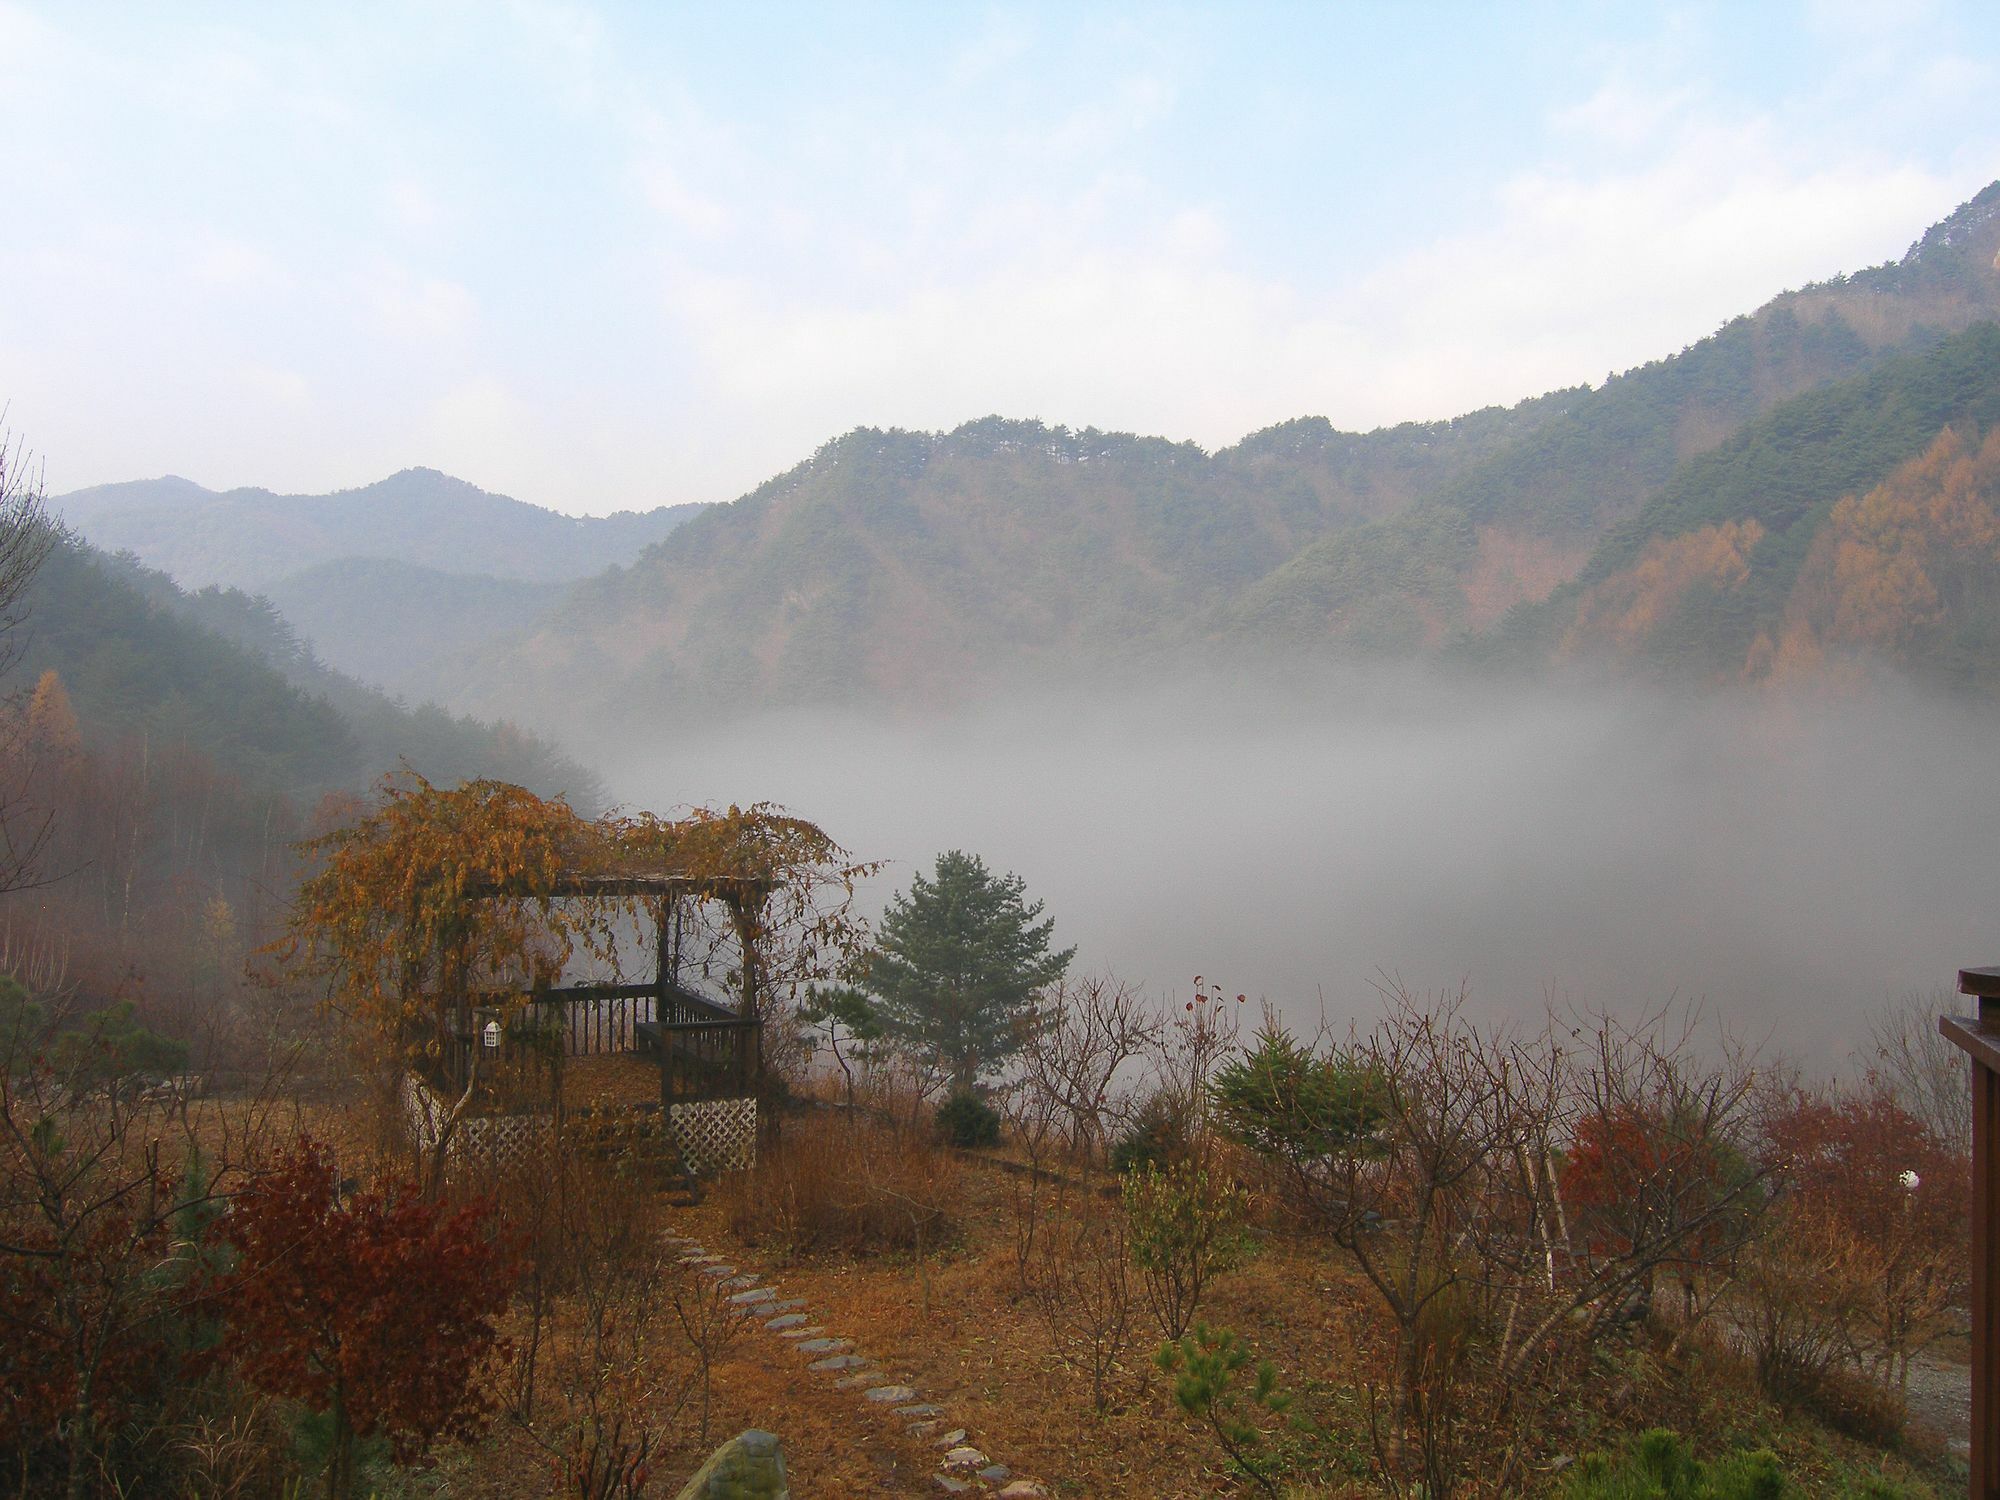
[24,669,81,758]
[1561,518,1765,655]
[273,774,875,1067]
[1761,424,2000,680]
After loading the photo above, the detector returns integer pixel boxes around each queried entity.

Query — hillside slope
[20,538,601,807]
[1228,182,2000,653]
[261,559,561,704]
[1500,324,2000,685]
[460,183,2000,726]
[468,397,1573,722]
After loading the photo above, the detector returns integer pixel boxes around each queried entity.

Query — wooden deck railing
[1942,966,2000,1497]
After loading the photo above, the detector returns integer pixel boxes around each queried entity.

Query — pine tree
[865,850,1073,1092]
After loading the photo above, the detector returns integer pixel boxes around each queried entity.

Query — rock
[932,1429,967,1448]
[906,1420,939,1437]
[865,1385,917,1404]
[835,1370,884,1388]
[942,1447,988,1470]
[995,1484,1046,1499]
[673,1428,788,1500]
[795,1337,851,1354]
[763,1298,806,1314]
[978,1465,1010,1484]
[729,1288,777,1305]
[894,1403,942,1418]
[763,1313,809,1331]
[699,1264,737,1279]
[932,1478,972,1494]
[777,1326,825,1340]
[810,1354,867,1371]
[725,1274,761,1288]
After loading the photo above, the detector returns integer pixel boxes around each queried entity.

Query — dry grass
[726,1112,959,1259]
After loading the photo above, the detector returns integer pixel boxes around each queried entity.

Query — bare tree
[1031,1197,1138,1414]
[1018,974,1161,1163]
[1860,988,1971,1158]
[0,424,58,894]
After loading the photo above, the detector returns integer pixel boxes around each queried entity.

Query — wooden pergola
[433,869,776,1113]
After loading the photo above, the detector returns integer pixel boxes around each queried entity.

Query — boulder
[673,1429,788,1500]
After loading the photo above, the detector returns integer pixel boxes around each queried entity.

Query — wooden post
[1943,965,2000,1497]
[668,904,684,1120]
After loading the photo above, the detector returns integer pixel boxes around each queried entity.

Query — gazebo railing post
[1944,966,2000,1497]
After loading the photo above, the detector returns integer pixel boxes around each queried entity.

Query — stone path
[666,1233,1046,1496]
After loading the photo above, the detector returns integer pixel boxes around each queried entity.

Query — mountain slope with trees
[48,468,702,702]
[453,183,2000,727]
[1228,181,2000,653]
[19,537,599,806]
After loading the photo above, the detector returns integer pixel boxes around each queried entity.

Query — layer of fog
[601,673,1997,1068]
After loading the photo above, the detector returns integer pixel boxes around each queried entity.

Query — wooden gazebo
[422,867,777,1174]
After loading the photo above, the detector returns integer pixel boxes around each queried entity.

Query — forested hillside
[1229,182,2000,652]
[470,398,1571,723]
[1512,328,2000,689]
[48,467,700,701]
[449,183,2000,728]
[20,537,600,806]
[260,559,561,705]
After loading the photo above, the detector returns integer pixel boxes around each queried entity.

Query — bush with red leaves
[214,1139,517,1497]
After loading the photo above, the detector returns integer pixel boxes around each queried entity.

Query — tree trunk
[328,1380,353,1500]
[63,1366,92,1500]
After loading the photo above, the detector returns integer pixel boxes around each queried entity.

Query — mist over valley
[603,670,1993,1067]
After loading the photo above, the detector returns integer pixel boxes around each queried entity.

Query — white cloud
[359,262,477,344]
[651,90,1977,480]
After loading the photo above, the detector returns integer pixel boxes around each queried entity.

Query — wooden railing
[435,978,759,1110]
[1942,966,2000,1497]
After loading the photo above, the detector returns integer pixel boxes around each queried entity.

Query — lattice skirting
[401,1075,554,1174]
[670,1097,757,1173]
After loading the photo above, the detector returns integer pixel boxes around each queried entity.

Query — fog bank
[603,674,1997,1065]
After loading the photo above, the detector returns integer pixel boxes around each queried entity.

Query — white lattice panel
[401,1074,554,1173]
[670,1097,757,1173]
[461,1112,555,1170]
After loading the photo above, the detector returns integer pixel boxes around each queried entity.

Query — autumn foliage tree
[213,1138,518,1500]
[1761,1086,1969,1397]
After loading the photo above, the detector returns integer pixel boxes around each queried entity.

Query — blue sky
[3,2,1997,514]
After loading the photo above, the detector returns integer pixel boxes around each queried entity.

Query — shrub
[1111,1088,1189,1175]
[1799,1364,1907,1448]
[1124,1160,1248,1340]
[215,1138,519,1500]
[1560,1428,1783,1500]
[730,1118,958,1257]
[936,1089,1001,1148]
[1156,1323,1290,1498]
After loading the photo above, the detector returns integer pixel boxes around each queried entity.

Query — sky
[2,2,1997,516]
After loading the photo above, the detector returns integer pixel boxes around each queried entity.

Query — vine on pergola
[276,774,876,1069]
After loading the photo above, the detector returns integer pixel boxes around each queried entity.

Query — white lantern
[1898,1168,1921,1191]
[483,1019,502,1049]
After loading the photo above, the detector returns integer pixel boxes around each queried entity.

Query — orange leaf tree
[277,775,875,1090]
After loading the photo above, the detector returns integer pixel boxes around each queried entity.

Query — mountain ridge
[50,465,707,590]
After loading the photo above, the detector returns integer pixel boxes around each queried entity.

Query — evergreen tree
[864,850,1073,1091]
